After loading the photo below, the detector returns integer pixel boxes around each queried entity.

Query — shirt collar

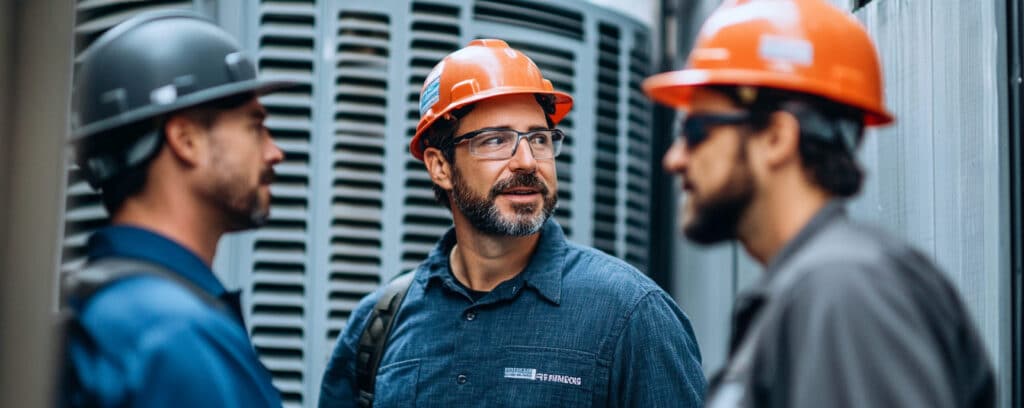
[418,218,567,305]
[763,199,847,277]
[86,225,228,298]
[737,199,848,301]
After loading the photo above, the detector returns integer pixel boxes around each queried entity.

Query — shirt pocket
[488,346,596,408]
[373,358,419,408]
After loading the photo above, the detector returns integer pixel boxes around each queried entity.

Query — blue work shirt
[63,226,282,407]
[320,219,706,407]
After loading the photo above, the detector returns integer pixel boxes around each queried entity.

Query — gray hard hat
[71,10,296,186]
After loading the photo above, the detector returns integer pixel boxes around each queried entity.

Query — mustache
[259,168,276,184]
[489,172,549,198]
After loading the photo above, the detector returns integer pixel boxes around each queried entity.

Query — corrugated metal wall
[62,1,654,406]
[668,1,1012,406]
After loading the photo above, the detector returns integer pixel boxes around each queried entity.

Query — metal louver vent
[251,1,317,406]
[400,1,461,272]
[592,23,621,254]
[327,9,390,344]
[474,0,584,40]
[624,30,652,271]
[62,0,194,274]
[74,0,192,52]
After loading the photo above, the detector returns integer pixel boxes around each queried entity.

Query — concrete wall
[0,0,74,406]
[667,1,1012,406]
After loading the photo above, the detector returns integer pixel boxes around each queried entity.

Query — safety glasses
[679,112,753,148]
[451,127,565,160]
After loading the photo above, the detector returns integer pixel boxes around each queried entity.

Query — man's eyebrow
[485,125,550,131]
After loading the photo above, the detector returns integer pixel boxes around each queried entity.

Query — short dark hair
[421,94,557,209]
[422,104,473,209]
[85,93,254,214]
[713,86,866,197]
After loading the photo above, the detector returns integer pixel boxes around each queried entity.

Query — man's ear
[162,114,205,166]
[423,147,454,191]
[760,110,801,169]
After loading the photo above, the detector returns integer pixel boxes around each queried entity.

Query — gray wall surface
[669,1,1012,406]
[0,0,74,406]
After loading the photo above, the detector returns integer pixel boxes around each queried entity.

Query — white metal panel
[849,0,1007,389]
[245,1,317,406]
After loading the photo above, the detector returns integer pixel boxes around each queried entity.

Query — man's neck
[739,183,831,266]
[111,193,225,266]
[448,220,540,292]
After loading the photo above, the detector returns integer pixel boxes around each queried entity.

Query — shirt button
[465,311,476,321]
[457,374,468,384]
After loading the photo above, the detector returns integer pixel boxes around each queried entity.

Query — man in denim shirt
[319,39,706,407]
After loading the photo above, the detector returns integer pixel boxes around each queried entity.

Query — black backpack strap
[61,257,225,311]
[355,271,415,408]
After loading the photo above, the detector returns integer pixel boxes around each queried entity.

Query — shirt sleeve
[773,262,959,408]
[608,290,706,408]
[319,290,381,408]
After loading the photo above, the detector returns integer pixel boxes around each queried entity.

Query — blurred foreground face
[662,87,755,245]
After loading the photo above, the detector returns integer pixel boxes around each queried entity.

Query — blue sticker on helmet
[420,77,441,116]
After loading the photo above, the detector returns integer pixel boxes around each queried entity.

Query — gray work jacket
[706,201,995,408]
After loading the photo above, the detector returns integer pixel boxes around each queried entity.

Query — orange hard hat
[410,39,574,160]
[643,0,894,126]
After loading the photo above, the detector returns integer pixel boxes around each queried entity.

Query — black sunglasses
[680,112,753,148]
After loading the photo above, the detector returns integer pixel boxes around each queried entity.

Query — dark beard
[219,167,274,232]
[683,142,755,245]
[451,170,557,237]
[683,180,753,244]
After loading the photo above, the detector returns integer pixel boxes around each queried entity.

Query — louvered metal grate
[625,30,653,271]
[593,22,622,254]
[326,8,390,347]
[250,1,317,406]
[474,0,584,40]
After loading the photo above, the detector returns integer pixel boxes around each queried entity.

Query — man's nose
[508,138,538,173]
[663,139,690,173]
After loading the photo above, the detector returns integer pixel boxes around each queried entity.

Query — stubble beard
[207,157,274,232]
[451,169,557,237]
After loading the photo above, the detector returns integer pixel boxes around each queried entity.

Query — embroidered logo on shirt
[504,367,582,386]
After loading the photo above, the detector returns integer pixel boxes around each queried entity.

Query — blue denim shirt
[320,219,705,407]
[63,226,282,407]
